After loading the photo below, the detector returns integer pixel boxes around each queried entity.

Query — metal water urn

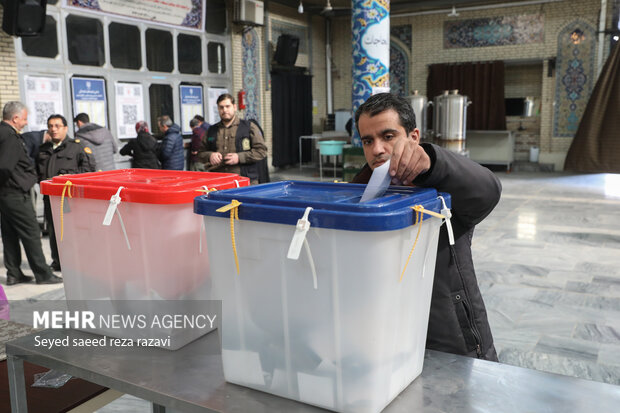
[443,89,470,141]
[432,90,449,139]
[408,90,428,138]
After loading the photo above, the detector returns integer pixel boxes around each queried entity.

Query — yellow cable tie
[399,204,446,282]
[59,181,73,242]
[216,200,242,275]
[400,208,423,282]
[411,205,445,220]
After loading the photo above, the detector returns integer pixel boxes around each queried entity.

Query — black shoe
[6,274,34,286]
[49,261,61,272]
[37,274,63,284]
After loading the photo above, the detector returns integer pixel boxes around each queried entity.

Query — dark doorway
[149,84,173,133]
[271,70,313,167]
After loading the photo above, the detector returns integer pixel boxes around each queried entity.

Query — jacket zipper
[450,245,484,358]
[461,296,484,358]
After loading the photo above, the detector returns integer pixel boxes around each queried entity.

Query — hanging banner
[207,87,229,125]
[65,0,205,32]
[24,75,64,132]
[180,85,204,134]
[115,82,145,139]
[71,77,108,128]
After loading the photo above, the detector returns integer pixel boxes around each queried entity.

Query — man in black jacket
[352,93,501,360]
[37,114,96,272]
[0,102,62,285]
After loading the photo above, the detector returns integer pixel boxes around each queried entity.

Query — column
[351,0,390,146]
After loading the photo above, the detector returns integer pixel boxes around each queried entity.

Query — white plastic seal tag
[287,207,313,260]
[103,186,124,226]
[438,195,455,246]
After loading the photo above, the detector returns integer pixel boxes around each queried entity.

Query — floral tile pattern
[390,41,408,97]
[444,14,544,49]
[242,28,261,124]
[553,20,596,137]
[352,0,390,146]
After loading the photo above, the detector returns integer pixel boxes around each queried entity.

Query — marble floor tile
[573,323,620,344]
[533,335,599,362]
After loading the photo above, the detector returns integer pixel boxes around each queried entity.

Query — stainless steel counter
[7,328,620,412]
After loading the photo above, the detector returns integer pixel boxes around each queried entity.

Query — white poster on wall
[66,0,205,32]
[114,82,145,139]
[180,85,203,134]
[24,75,64,132]
[207,87,229,125]
[71,77,108,127]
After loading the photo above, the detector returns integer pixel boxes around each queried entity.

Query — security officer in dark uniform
[37,114,96,272]
[0,102,62,285]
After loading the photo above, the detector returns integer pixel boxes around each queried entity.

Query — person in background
[119,121,161,169]
[352,93,501,361]
[196,93,267,184]
[189,117,207,171]
[193,114,210,135]
[0,102,62,285]
[21,130,46,165]
[157,115,184,170]
[74,112,118,171]
[37,114,96,272]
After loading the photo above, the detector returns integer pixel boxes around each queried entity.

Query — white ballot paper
[360,161,392,202]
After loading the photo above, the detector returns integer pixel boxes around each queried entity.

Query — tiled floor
[3,168,620,411]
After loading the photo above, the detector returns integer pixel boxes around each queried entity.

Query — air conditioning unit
[234,0,264,26]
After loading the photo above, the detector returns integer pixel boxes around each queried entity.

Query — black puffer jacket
[352,143,501,360]
[120,132,161,169]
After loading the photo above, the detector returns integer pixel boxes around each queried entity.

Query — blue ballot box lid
[194,181,451,231]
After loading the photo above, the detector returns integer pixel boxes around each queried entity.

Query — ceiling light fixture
[298,0,303,14]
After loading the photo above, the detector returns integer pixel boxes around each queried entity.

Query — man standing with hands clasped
[352,93,501,361]
[0,102,62,285]
[196,93,267,184]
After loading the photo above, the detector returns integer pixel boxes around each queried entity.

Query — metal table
[7,328,620,412]
[299,134,322,171]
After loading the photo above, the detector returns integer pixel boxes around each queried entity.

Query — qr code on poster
[34,102,55,126]
[122,105,137,124]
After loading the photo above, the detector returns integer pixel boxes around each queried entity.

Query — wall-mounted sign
[207,87,229,125]
[180,85,203,134]
[71,77,107,128]
[66,0,205,32]
[115,82,145,139]
[24,75,64,132]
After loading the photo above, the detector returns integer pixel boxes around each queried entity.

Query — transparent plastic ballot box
[194,181,451,412]
[40,169,249,349]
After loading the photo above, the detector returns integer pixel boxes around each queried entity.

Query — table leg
[7,354,28,413]
[152,403,166,413]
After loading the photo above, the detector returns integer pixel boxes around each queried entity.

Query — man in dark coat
[352,93,501,361]
[157,115,184,170]
[120,121,161,169]
[74,113,118,171]
[37,114,96,272]
[0,102,62,285]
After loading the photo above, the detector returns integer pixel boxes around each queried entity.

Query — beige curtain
[564,42,620,172]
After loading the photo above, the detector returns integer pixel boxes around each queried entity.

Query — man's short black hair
[193,115,205,122]
[354,93,417,135]
[74,113,90,123]
[217,93,235,105]
[47,114,67,127]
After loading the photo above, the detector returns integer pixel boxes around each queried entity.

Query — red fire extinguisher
[237,90,246,109]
